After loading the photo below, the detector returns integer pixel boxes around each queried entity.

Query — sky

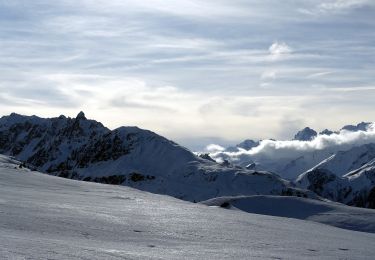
[0,0,374,150]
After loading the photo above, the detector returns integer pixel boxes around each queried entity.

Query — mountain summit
[293,127,317,141]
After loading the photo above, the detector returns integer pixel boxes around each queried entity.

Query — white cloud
[268,41,292,60]
[261,70,277,80]
[208,124,375,166]
[319,0,370,12]
[306,71,334,79]
[300,0,372,15]
[1,1,374,150]
[326,86,375,92]
[205,144,225,153]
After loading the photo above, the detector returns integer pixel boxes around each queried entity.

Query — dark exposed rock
[198,153,216,162]
[293,127,317,141]
[0,112,164,188]
[341,122,372,132]
[129,172,155,182]
[306,169,337,195]
[319,129,334,135]
[367,187,375,209]
[92,175,126,185]
[236,139,259,150]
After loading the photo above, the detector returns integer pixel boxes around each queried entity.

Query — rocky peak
[319,129,334,136]
[236,139,259,150]
[76,111,86,121]
[341,122,372,132]
[293,127,317,141]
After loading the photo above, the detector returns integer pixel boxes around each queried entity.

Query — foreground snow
[1,157,375,259]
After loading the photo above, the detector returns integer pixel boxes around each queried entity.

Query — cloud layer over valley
[207,123,375,178]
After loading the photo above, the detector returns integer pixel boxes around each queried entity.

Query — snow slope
[303,143,375,177]
[1,156,375,259]
[296,144,375,208]
[202,195,375,233]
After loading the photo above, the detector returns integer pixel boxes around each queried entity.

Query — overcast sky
[0,0,374,149]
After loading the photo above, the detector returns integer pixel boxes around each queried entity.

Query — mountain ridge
[0,112,310,202]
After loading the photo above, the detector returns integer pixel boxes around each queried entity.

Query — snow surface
[202,195,375,233]
[1,155,375,259]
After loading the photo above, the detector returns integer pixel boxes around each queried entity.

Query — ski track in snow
[1,157,375,259]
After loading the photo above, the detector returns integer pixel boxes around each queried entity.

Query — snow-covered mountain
[208,122,375,180]
[3,112,375,208]
[300,143,375,177]
[295,144,375,208]
[206,123,375,208]
[210,145,334,180]
[224,139,259,152]
[2,155,375,259]
[0,112,307,202]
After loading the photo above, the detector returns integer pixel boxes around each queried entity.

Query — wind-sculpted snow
[208,122,375,179]
[1,157,375,259]
[202,195,375,233]
[0,112,308,202]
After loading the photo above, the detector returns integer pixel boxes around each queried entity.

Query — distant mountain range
[208,122,375,208]
[1,112,374,209]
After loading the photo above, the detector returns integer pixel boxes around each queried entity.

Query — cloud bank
[208,123,375,164]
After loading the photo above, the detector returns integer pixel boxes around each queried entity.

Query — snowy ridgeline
[208,122,375,180]
[0,112,314,202]
[1,112,375,209]
[1,156,375,260]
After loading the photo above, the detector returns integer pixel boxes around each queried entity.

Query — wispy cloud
[318,0,371,12]
[299,0,373,15]
[0,1,374,149]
